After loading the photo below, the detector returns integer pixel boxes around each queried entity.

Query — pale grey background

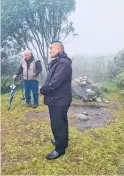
[65,0,124,56]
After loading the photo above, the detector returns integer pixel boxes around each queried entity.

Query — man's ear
[57,48,60,52]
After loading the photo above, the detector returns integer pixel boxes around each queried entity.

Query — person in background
[13,49,42,108]
[40,41,72,160]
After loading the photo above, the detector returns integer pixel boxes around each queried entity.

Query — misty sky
[65,0,124,56]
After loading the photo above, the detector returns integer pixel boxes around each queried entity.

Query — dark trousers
[48,104,70,154]
[24,80,39,105]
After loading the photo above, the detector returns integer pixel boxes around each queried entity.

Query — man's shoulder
[58,57,72,66]
[35,60,41,66]
[35,59,40,62]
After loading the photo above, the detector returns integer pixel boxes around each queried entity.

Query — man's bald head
[24,49,32,60]
[51,41,64,50]
[50,41,64,58]
[24,49,32,54]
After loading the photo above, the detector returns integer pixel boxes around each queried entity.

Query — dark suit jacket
[40,51,72,106]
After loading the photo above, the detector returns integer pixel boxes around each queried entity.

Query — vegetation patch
[1,91,124,175]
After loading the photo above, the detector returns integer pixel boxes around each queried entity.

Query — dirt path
[26,104,113,131]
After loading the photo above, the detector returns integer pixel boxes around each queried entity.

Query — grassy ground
[102,81,120,93]
[1,90,124,175]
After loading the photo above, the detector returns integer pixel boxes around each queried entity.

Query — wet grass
[1,90,124,175]
[102,81,120,93]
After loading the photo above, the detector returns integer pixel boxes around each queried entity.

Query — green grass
[1,90,124,175]
[102,81,120,93]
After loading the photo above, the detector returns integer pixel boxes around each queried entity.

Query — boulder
[72,76,103,102]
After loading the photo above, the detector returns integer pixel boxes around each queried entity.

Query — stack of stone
[72,76,104,102]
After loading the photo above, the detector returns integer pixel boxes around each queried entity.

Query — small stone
[82,112,88,116]
[73,114,89,121]
[96,97,102,103]
[95,113,101,115]
[104,100,110,104]
[86,89,92,92]
[87,80,94,84]
[80,81,87,85]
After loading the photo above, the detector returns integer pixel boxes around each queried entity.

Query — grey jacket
[16,56,42,81]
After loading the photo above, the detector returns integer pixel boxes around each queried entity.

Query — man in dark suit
[40,41,72,160]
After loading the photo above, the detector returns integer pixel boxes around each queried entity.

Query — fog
[65,0,124,56]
